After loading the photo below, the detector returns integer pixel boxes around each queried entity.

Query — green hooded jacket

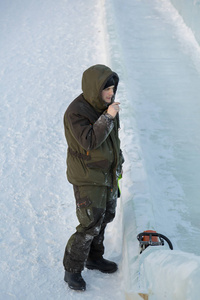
[63,64,124,188]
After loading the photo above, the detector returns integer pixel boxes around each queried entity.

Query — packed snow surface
[0,1,124,299]
[1,0,200,299]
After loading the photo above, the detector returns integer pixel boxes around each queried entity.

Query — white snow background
[1,0,200,299]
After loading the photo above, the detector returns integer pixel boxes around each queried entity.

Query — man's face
[101,86,115,103]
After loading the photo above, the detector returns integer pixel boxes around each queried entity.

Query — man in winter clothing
[63,64,124,291]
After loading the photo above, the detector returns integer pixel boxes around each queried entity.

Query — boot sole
[86,264,118,273]
[64,277,86,291]
[68,284,86,291]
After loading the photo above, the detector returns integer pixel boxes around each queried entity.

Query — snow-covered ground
[1,0,200,299]
[0,1,124,299]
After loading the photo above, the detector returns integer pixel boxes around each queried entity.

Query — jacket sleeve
[65,111,114,151]
[116,149,125,177]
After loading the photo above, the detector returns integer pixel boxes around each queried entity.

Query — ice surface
[1,0,200,299]
[170,0,200,46]
[108,0,200,250]
[106,0,200,298]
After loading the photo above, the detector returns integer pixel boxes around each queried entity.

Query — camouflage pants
[63,185,118,273]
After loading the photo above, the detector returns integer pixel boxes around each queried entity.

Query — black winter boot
[64,271,86,291]
[86,257,118,273]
